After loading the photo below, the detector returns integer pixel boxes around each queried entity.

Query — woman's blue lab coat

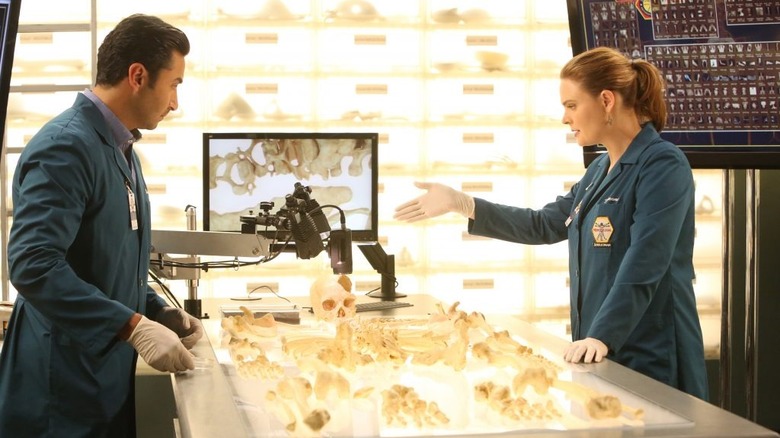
[469,123,708,400]
[0,94,166,436]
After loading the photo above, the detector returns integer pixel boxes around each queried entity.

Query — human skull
[309,275,356,321]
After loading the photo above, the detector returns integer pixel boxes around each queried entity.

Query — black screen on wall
[0,0,21,164]
[567,0,780,168]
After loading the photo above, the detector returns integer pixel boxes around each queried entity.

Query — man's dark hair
[95,14,190,87]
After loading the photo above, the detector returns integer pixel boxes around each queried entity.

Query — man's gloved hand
[155,307,204,349]
[127,316,195,372]
[563,337,608,364]
[393,182,475,222]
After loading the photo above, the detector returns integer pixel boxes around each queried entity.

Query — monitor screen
[203,132,378,242]
[566,0,780,168]
[0,0,21,161]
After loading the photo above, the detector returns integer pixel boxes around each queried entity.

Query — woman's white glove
[155,307,204,349]
[393,182,475,222]
[563,337,608,364]
[127,316,195,372]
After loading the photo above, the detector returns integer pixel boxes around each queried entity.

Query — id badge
[126,180,138,230]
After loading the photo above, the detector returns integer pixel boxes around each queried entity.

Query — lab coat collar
[613,123,664,166]
[577,124,664,226]
[71,94,134,183]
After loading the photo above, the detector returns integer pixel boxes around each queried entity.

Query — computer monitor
[0,0,21,161]
[566,0,780,169]
[203,132,378,243]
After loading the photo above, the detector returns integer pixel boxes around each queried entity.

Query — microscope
[150,183,354,319]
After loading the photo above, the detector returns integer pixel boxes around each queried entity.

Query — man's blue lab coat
[469,124,708,400]
[0,94,166,436]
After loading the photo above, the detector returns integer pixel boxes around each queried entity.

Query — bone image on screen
[207,136,373,233]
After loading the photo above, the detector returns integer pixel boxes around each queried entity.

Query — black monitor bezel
[202,131,379,242]
[0,0,22,162]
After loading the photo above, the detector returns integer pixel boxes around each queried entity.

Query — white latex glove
[128,316,195,372]
[155,307,204,350]
[393,182,475,223]
[563,337,608,364]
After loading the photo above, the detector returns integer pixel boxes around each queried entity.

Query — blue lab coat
[0,94,166,436]
[469,124,708,400]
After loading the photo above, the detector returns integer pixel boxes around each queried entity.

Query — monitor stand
[358,243,407,300]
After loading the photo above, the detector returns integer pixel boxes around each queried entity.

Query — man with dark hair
[0,14,202,437]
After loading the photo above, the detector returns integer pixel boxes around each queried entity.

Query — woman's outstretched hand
[393,182,475,222]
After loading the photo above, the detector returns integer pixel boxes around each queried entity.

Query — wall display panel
[567,0,780,168]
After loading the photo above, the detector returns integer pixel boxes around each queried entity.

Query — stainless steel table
[171,294,779,438]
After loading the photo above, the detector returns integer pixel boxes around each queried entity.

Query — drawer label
[356,84,388,94]
[461,182,493,192]
[463,84,494,95]
[21,33,53,44]
[354,34,387,45]
[462,133,494,143]
[246,83,279,94]
[146,183,167,195]
[463,278,495,289]
[140,133,167,144]
[466,35,498,46]
[246,33,278,44]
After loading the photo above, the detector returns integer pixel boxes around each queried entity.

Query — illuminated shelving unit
[0,0,722,354]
